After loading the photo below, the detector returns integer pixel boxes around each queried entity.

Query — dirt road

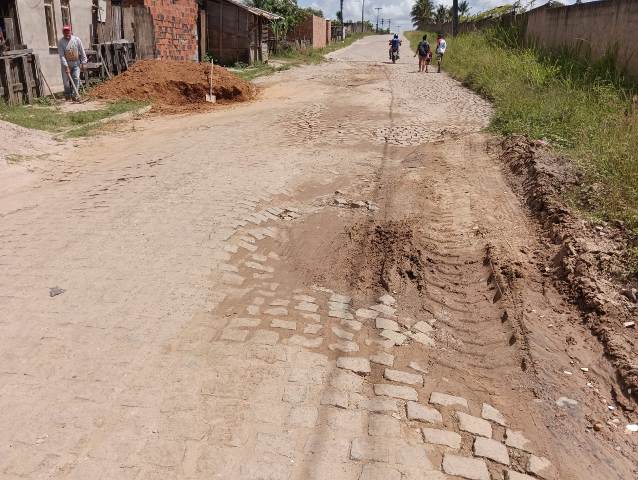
[1,35,636,480]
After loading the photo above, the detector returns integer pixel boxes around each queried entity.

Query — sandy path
[0,35,635,479]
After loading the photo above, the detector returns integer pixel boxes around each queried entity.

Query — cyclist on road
[389,33,402,60]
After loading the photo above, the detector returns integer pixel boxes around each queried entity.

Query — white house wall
[16,0,93,92]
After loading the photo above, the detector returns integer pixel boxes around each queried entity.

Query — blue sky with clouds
[297,0,588,33]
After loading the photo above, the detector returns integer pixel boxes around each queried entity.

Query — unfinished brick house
[288,14,330,49]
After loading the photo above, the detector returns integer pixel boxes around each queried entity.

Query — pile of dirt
[500,135,638,404]
[90,60,253,112]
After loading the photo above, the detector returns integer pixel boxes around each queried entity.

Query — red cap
[63,25,72,32]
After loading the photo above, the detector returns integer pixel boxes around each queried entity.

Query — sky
[298,0,590,34]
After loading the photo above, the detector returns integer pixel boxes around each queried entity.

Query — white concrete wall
[16,0,93,92]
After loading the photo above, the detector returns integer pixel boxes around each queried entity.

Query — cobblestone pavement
[1,36,635,480]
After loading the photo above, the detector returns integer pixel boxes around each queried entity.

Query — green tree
[248,0,306,38]
[458,0,470,17]
[433,4,450,23]
[410,0,435,29]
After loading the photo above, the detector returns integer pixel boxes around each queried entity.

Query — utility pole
[452,0,459,36]
[388,19,391,32]
[340,0,345,40]
[374,7,382,33]
[361,0,365,33]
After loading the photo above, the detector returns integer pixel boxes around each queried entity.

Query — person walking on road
[58,25,87,101]
[435,32,447,73]
[414,34,432,73]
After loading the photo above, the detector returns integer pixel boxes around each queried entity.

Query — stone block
[422,427,461,448]
[350,438,389,462]
[287,335,323,348]
[331,326,354,340]
[406,401,442,424]
[442,454,490,480]
[220,328,249,342]
[384,369,423,386]
[271,319,296,330]
[329,369,364,392]
[288,406,318,427]
[376,317,400,331]
[473,437,510,465]
[408,331,435,347]
[380,329,407,345]
[366,397,399,413]
[368,413,401,437]
[481,403,506,426]
[370,352,394,367]
[337,356,371,375]
[360,464,401,480]
[371,303,396,317]
[413,320,433,334]
[249,329,279,345]
[527,455,556,479]
[355,308,378,319]
[429,392,468,409]
[505,429,532,452]
[505,471,535,480]
[329,341,359,353]
[457,412,492,438]
[374,383,418,401]
[228,317,261,328]
[320,389,348,409]
[264,307,288,316]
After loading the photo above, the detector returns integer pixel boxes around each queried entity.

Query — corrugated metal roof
[224,0,282,20]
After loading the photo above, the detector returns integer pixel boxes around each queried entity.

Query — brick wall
[288,15,327,49]
[143,0,198,60]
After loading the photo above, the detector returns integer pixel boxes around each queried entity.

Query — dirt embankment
[90,60,254,112]
[500,136,638,406]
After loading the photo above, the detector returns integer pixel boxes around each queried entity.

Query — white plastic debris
[625,424,638,433]
[581,367,589,373]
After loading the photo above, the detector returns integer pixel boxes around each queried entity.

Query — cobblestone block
[366,397,399,413]
[336,356,371,374]
[332,326,354,340]
[369,413,401,437]
[360,464,401,480]
[303,324,323,334]
[220,328,249,342]
[228,317,261,328]
[429,392,468,409]
[356,308,379,319]
[329,341,359,353]
[295,301,319,313]
[412,320,434,334]
[282,384,307,403]
[371,303,397,317]
[374,383,418,401]
[250,329,279,345]
[271,319,297,330]
[422,428,462,448]
[264,307,288,316]
[527,455,556,479]
[380,329,407,345]
[370,352,394,367]
[406,401,442,424]
[341,319,363,331]
[384,369,423,386]
[474,436,510,465]
[481,403,506,426]
[287,335,323,348]
[350,438,390,462]
[288,406,318,427]
[329,369,364,392]
[505,429,532,452]
[293,294,315,303]
[330,293,351,304]
[408,331,435,347]
[329,310,354,320]
[320,388,349,408]
[457,412,492,438]
[376,317,400,331]
[442,454,490,480]
[378,294,396,306]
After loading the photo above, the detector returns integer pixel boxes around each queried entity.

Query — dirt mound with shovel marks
[90,59,254,112]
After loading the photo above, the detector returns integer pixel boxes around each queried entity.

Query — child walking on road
[435,33,447,73]
[414,34,432,73]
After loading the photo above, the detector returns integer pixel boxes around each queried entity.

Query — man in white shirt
[436,33,447,73]
[58,25,87,101]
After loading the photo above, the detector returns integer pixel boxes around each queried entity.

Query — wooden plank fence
[0,51,43,105]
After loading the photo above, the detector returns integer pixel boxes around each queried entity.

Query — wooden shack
[201,0,280,65]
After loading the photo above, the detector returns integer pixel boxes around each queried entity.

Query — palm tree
[433,4,449,23]
[410,0,435,29]
[458,0,470,17]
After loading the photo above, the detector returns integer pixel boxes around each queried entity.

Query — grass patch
[406,29,638,236]
[231,32,375,80]
[0,99,147,137]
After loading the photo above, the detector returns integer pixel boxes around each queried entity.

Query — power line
[374,7,382,33]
